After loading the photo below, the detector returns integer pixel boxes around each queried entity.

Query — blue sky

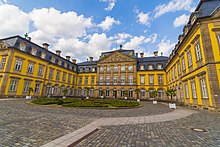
[0,0,199,62]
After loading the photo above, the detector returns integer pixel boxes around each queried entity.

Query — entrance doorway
[113,90,117,98]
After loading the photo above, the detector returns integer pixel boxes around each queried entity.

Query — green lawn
[31,98,140,108]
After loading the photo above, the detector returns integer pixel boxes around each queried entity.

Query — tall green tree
[166,89,176,102]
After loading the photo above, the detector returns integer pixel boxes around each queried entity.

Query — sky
[0,0,199,62]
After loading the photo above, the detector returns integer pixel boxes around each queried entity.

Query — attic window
[80,67,84,72]
[19,43,26,51]
[31,48,37,56]
[157,64,162,69]
[148,65,153,70]
[140,64,145,70]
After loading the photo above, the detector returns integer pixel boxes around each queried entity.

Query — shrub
[57,100,64,105]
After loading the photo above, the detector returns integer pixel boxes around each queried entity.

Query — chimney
[119,44,123,50]
[136,53,138,57]
[66,56,70,61]
[89,57,93,61]
[72,59,77,64]
[140,53,144,58]
[42,43,49,50]
[154,51,158,57]
[56,50,61,56]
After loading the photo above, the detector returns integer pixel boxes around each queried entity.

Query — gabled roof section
[100,49,136,59]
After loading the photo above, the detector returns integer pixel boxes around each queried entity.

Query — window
[23,81,31,92]
[178,63,181,75]
[114,66,118,72]
[27,63,34,74]
[173,67,176,78]
[107,67,110,72]
[90,89,94,96]
[78,89,81,96]
[185,83,189,98]
[158,75,163,84]
[128,65,133,71]
[140,75,145,84]
[19,43,26,51]
[62,73,66,82]
[35,83,40,93]
[182,56,186,71]
[80,67,84,72]
[106,76,110,85]
[56,71,60,81]
[84,77,88,85]
[148,65,153,70]
[100,67,104,72]
[14,60,22,71]
[0,57,6,69]
[121,66,125,71]
[141,89,145,97]
[140,64,145,70]
[128,75,133,85]
[121,76,125,85]
[217,35,220,50]
[106,89,109,97]
[157,64,162,69]
[149,75,154,84]
[92,67,96,72]
[195,43,202,61]
[99,76,103,85]
[9,80,18,91]
[91,76,95,85]
[158,89,164,99]
[200,78,208,98]
[49,68,54,79]
[113,76,117,85]
[38,66,44,76]
[99,89,103,96]
[121,90,125,97]
[31,48,37,56]
[68,74,71,83]
[187,51,192,67]
[128,90,133,98]
[191,81,197,98]
[79,77,82,85]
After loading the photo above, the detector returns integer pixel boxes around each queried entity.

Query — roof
[101,49,136,58]
[77,61,98,66]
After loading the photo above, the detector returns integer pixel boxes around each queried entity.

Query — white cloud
[137,12,150,26]
[157,38,175,56]
[173,14,189,28]
[98,16,120,31]
[154,0,195,18]
[0,0,7,5]
[29,7,93,44]
[100,0,116,11]
[0,4,30,38]
[113,33,132,44]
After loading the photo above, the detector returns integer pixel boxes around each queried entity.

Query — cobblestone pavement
[0,99,172,146]
[76,111,220,147]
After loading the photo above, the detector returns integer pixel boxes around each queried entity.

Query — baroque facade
[0,0,220,110]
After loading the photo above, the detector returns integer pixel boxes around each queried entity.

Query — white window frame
[148,65,153,70]
[187,51,192,67]
[140,65,145,70]
[23,81,31,92]
[38,66,44,76]
[182,57,186,71]
[157,64,162,69]
[106,89,109,97]
[0,57,6,69]
[35,83,40,93]
[99,76,103,85]
[9,80,18,92]
[121,66,125,71]
[128,90,133,98]
[14,60,23,71]
[27,63,34,74]
[114,66,118,72]
[149,75,154,84]
[158,75,163,84]
[49,68,54,79]
[113,76,117,85]
[128,65,133,71]
[191,81,197,98]
[107,67,110,72]
[200,78,208,98]
[100,67,104,72]
[106,76,110,85]
[140,75,145,84]
[56,71,60,80]
[128,75,133,85]
[195,43,202,61]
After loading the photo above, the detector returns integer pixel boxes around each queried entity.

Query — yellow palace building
[0,0,220,110]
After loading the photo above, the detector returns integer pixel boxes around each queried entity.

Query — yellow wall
[76,73,97,89]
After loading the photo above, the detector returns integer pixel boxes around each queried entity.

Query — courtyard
[0,99,219,147]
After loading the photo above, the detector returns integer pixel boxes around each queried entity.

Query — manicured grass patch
[31,98,140,108]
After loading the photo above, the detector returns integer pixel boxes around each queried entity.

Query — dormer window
[64,62,67,68]
[92,67,96,72]
[140,64,145,70]
[41,51,46,59]
[31,48,37,55]
[19,43,26,51]
[58,60,62,66]
[157,64,162,69]
[191,14,196,25]
[80,67,84,72]
[148,64,153,70]
[100,67,104,72]
[86,67,90,72]
[51,56,55,63]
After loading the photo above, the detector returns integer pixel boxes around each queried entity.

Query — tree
[134,88,140,99]
[150,90,158,100]
[28,87,34,96]
[166,89,176,102]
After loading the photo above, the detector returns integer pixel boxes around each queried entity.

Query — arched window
[140,64,145,70]
[148,64,153,70]
[157,64,162,69]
